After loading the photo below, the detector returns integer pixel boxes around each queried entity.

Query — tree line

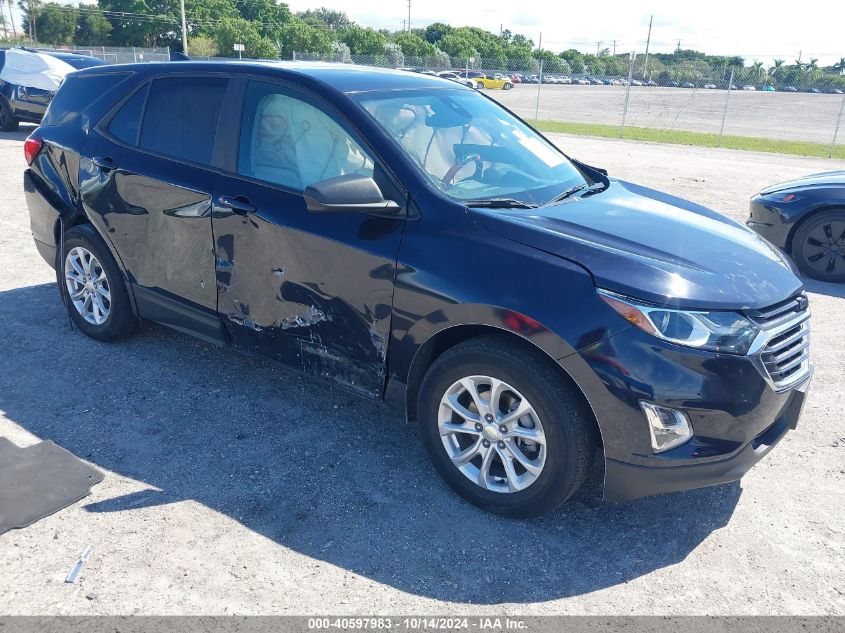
[1,2,843,87]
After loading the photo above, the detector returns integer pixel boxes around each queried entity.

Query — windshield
[356,89,588,206]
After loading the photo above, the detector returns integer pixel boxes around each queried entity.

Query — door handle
[216,195,256,216]
[91,156,116,172]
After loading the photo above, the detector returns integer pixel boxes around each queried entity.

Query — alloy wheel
[64,246,111,325]
[438,375,547,493]
[802,218,845,277]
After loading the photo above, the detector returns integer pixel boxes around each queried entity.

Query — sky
[287,0,845,66]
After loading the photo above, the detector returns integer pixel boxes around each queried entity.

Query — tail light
[24,136,43,166]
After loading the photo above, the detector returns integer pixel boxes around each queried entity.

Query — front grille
[749,294,811,390]
[746,293,808,327]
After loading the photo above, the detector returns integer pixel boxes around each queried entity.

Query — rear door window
[138,76,228,166]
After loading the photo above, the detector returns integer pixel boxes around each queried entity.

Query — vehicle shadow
[0,282,741,604]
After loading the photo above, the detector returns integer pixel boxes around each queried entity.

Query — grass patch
[531,119,845,160]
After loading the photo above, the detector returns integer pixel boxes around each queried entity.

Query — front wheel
[791,209,845,283]
[503,82,513,90]
[58,224,137,340]
[416,335,596,517]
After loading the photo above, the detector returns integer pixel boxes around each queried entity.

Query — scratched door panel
[212,173,403,397]
[80,130,218,312]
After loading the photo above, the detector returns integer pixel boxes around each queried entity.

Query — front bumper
[559,323,812,503]
[603,373,809,501]
[747,194,797,249]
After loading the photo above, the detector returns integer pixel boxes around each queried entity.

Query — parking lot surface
[0,126,843,615]
[489,84,845,144]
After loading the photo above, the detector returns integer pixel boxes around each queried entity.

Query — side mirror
[304,174,402,215]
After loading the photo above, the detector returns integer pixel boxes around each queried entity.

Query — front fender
[398,303,576,369]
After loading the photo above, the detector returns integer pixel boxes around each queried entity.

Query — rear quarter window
[41,73,131,126]
[107,84,149,146]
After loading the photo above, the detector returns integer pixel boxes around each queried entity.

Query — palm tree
[834,57,845,76]
[6,0,16,39]
[807,58,818,70]
[750,60,765,84]
[770,59,785,75]
[793,59,805,71]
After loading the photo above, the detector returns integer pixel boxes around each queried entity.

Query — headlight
[759,191,802,203]
[598,289,759,354]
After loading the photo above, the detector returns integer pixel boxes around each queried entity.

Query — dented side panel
[212,173,403,398]
[79,130,219,315]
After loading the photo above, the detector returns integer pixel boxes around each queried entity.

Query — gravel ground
[488,84,845,145]
[0,125,843,615]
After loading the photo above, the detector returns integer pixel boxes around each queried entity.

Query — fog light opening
[640,401,693,453]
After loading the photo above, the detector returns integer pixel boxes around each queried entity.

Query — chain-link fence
[40,46,170,64]
[293,51,845,156]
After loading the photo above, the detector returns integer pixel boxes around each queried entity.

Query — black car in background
[1,49,51,130]
[749,171,845,282]
[33,49,108,70]
[24,62,811,516]
[0,48,83,131]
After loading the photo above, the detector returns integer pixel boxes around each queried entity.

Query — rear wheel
[0,97,19,132]
[58,224,137,340]
[503,82,513,90]
[416,335,595,517]
[791,209,845,282]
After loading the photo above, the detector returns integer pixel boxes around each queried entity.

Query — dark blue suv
[24,62,812,516]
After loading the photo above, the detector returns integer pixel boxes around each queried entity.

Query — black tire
[0,97,19,132]
[57,224,137,340]
[416,335,596,518]
[503,82,513,90]
[791,208,845,283]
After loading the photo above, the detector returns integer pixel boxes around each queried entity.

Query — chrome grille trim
[747,301,811,392]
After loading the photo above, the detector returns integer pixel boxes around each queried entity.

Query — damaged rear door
[211,78,406,397]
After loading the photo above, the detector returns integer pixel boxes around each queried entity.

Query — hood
[469,180,803,311]
[760,170,845,194]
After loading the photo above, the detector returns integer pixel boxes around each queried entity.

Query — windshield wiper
[543,181,609,207]
[543,184,589,206]
[464,198,538,209]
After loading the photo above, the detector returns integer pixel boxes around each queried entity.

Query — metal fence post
[620,52,636,138]
[717,69,735,147]
[534,58,543,122]
[831,93,845,157]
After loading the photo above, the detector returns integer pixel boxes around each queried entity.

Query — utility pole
[180,0,188,54]
[676,40,681,54]
[596,41,602,57]
[612,40,616,56]
[642,14,653,79]
[406,0,411,32]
